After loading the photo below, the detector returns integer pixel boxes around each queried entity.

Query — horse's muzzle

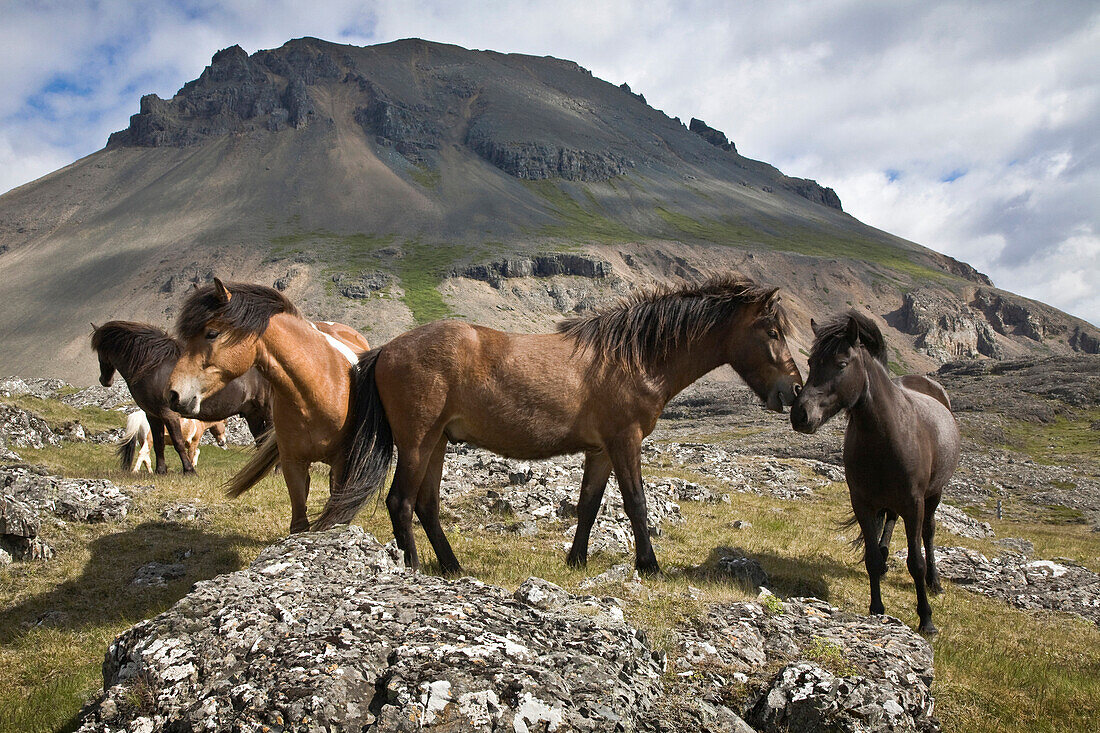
[766,379,802,413]
[790,400,820,434]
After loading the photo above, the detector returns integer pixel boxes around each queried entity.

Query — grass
[1001,408,1100,465]
[2,397,1100,732]
[524,180,639,244]
[2,395,121,435]
[654,206,954,284]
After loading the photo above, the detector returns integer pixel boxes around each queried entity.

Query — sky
[1,0,1097,325]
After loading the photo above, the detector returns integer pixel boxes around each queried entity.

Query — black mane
[176,281,301,340]
[91,321,180,380]
[557,274,788,373]
[809,310,889,368]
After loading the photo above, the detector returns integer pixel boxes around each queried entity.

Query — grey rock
[131,562,187,587]
[896,288,1003,361]
[77,527,664,732]
[994,537,1035,557]
[689,117,736,153]
[714,548,770,589]
[0,377,68,399]
[936,503,994,539]
[1,464,132,523]
[160,502,206,523]
[0,404,62,449]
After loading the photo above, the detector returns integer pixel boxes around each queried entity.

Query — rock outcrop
[971,289,1059,344]
[76,527,664,732]
[0,403,62,450]
[689,117,736,153]
[465,130,633,181]
[451,253,612,288]
[895,288,1002,361]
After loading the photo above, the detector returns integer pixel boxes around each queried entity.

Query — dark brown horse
[166,281,371,532]
[790,311,960,634]
[91,321,274,473]
[315,274,803,576]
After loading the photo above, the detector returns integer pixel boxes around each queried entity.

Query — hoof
[927,581,944,596]
[918,621,938,637]
[565,551,588,569]
[439,563,464,578]
[869,603,885,616]
[155,467,167,475]
[636,560,662,577]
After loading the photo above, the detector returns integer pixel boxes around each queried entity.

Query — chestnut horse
[92,321,273,474]
[790,311,960,635]
[167,280,370,532]
[314,275,802,576]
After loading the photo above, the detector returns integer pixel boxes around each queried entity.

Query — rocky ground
[4,355,1100,731]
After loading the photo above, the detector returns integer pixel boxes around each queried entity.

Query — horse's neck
[650,328,729,402]
[848,353,904,435]
[256,314,349,408]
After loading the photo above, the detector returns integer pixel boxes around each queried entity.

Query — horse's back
[894,374,951,411]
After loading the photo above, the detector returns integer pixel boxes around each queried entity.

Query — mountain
[1,37,1096,383]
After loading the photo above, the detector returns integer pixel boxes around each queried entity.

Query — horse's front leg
[609,435,659,575]
[923,494,943,595]
[147,414,169,475]
[163,415,196,474]
[903,501,937,635]
[282,458,312,533]
[566,450,613,569]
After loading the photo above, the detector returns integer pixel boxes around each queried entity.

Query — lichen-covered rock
[451,253,612,288]
[76,527,664,732]
[898,288,1002,361]
[0,376,68,399]
[658,596,939,733]
[0,494,53,562]
[0,404,61,449]
[907,545,1100,626]
[936,503,994,539]
[1,464,132,523]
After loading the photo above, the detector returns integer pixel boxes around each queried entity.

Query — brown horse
[315,274,803,576]
[92,321,274,474]
[167,280,370,532]
[790,311,960,635]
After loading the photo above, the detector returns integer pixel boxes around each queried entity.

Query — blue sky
[1,0,1098,325]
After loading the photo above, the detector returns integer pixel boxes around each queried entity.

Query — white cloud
[0,0,1097,324]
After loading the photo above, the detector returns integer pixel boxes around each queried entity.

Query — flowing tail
[225,430,280,497]
[117,411,150,471]
[313,348,394,530]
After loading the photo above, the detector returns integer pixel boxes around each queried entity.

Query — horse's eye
[767,329,780,339]
[838,360,849,369]
[205,330,220,340]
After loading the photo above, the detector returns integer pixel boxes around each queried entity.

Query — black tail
[225,430,279,497]
[313,348,394,530]
[840,513,866,552]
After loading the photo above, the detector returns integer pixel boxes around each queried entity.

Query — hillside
[0,36,1097,382]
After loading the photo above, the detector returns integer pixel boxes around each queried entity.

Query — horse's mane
[91,321,180,380]
[557,274,789,373]
[176,281,301,340]
[809,310,889,368]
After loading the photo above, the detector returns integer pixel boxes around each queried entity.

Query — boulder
[1,463,132,523]
[0,404,62,449]
[76,527,665,732]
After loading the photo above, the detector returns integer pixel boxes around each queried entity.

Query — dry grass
[2,403,1100,732]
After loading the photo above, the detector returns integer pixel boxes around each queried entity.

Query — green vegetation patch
[525,180,639,244]
[1,395,121,435]
[1001,408,1100,465]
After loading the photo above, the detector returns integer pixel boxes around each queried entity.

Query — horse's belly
[445,415,594,459]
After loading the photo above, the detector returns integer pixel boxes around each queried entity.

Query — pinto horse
[308,274,802,576]
[92,321,274,474]
[167,280,370,532]
[119,410,226,473]
[790,311,960,635]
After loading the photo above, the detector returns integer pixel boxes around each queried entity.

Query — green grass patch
[1,396,121,435]
[525,180,639,244]
[1001,408,1100,465]
[409,164,442,190]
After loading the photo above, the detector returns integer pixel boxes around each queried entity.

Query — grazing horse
[119,410,226,473]
[313,274,803,576]
[790,311,960,635]
[166,280,370,532]
[92,321,274,474]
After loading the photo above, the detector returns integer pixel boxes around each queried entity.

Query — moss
[524,180,638,244]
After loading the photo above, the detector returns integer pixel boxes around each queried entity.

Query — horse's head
[168,279,261,416]
[90,323,115,387]
[726,289,802,412]
[791,313,877,434]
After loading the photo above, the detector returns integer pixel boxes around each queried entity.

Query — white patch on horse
[311,323,358,365]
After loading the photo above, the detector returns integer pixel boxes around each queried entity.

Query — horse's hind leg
[609,437,660,575]
[878,509,898,574]
[856,510,887,615]
[566,450,613,569]
[414,436,462,576]
[923,494,943,595]
[903,503,936,635]
[387,440,435,571]
[282,458,312,534]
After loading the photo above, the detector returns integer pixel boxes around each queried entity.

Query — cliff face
[0,36,1097,382]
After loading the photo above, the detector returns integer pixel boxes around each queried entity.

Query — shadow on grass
[682,545,865,602]
[0,520,266,645]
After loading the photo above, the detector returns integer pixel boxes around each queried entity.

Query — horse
[303,274,803,576]
[91,321,274,474]
[118,410,227,473]
[790,310,960,635]
[166,280,371,532]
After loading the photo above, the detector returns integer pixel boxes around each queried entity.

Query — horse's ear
[90,322,99,331]
[213,278,232,304]
[810,318,819,337]
[190,282,199,291]
[764,287,780,306]
[845,316,861,346]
